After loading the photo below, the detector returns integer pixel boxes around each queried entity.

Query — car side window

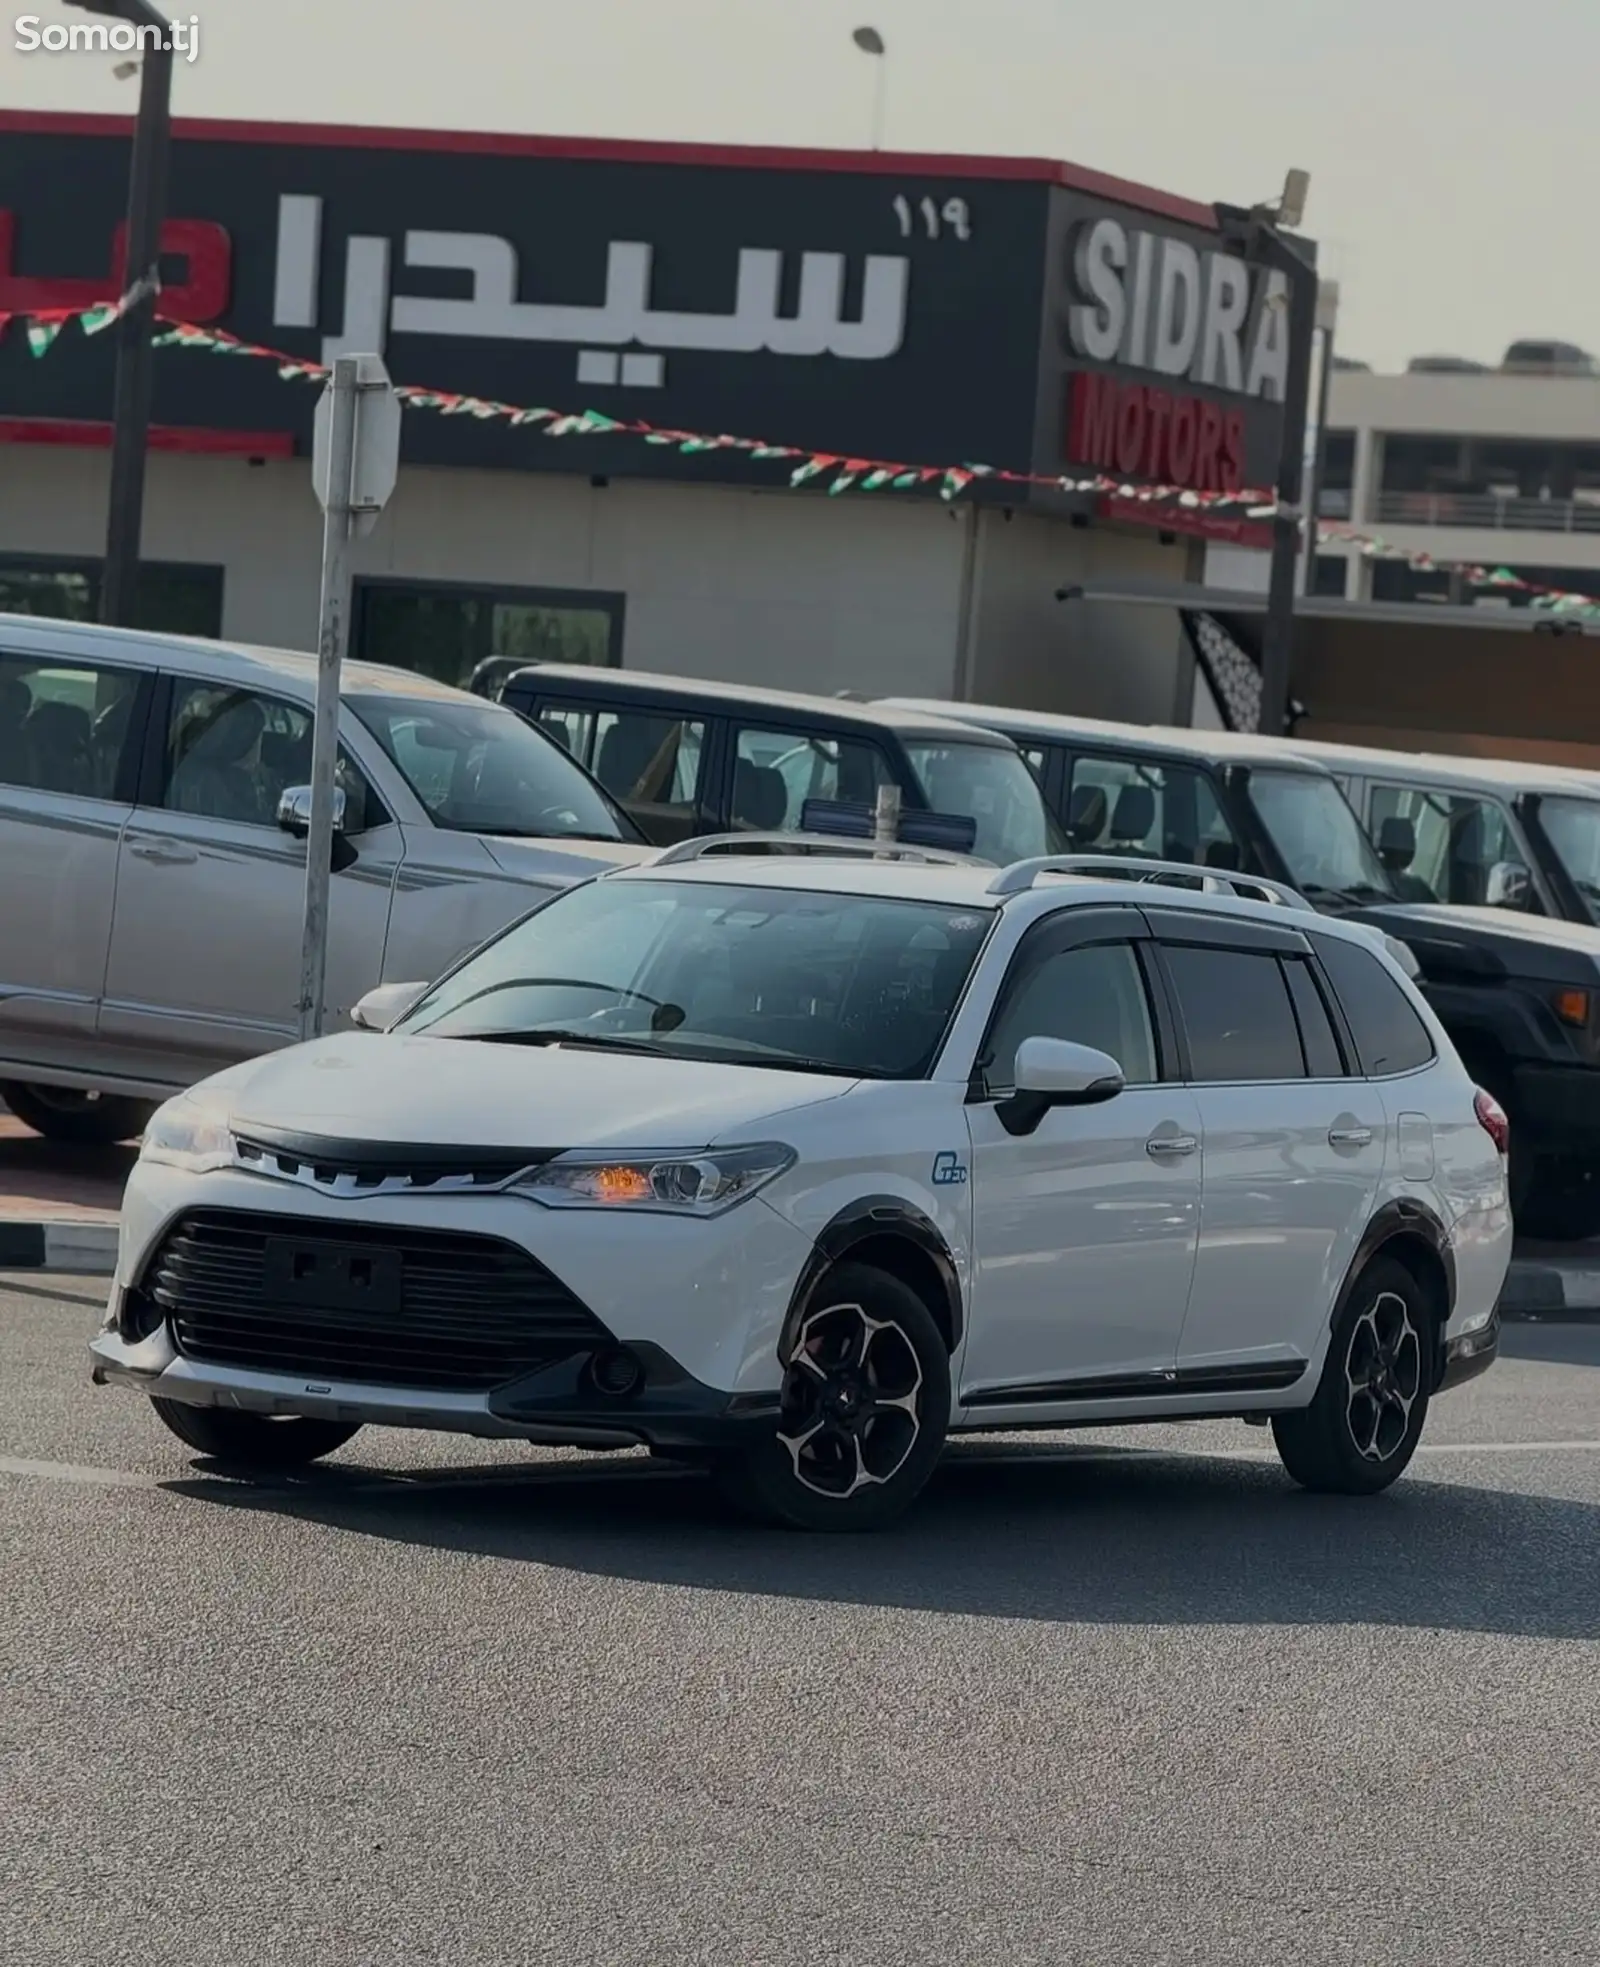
[1066,754,1242,870]
[1369,782,1528,909]
[1312,933,1435,1076]
[1162,943,1306,1081]
[161,683,377,832]
[1282,957,1347,1077]
[733,725,892,831]
[0,651,141,801]
[984,940,1159,1092]
[535,705,595,765]
[589,710,704,833]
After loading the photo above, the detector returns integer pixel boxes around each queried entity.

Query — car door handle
[1328,1126,1373,1148]
[1146,1133,1198,1158]
[128,841,198,865]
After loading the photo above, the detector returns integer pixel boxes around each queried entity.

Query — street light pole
[66,0,174,629]
[1301,279,1340,596]
[1214,177,1318,737]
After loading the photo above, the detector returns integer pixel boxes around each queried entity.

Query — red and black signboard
[0,113,1298,528]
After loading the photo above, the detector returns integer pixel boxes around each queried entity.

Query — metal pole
[873,781,901,852]
[298,355,359,1041]
[100,34,173,627]
[1256,237,1318,735]
[1301,315,1337,595]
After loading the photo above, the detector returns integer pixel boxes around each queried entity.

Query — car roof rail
[986,853,1312,907]
[647,832,977,868]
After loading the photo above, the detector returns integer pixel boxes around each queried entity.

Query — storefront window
[353,579,624,692]
[0,557,223,636]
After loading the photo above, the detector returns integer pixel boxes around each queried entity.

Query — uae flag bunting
[7,300,1600,617]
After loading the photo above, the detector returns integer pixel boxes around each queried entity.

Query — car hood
[1352,902,1600,962]
[479,834,656,883]
[203,1031,856,1152]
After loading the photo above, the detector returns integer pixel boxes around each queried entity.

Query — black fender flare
[1331,1196,1457,1362]
[781,1196,965,1355]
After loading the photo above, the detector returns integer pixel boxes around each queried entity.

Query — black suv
[882,698,1600,1241]
[484,664,1064,867]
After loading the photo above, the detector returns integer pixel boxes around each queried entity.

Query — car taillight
[1474,1088,1510,1157]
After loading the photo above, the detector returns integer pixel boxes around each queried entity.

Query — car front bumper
[88,1324,779,1452]
[92,1155,815,1449]
[1510,1063,1600,1155]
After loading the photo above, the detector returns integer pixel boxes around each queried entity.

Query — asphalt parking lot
[5,1273,1598,1967]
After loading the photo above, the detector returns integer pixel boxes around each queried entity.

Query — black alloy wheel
[715,1261,950,1531]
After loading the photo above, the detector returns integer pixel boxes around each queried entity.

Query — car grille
[149,1210,611,1393]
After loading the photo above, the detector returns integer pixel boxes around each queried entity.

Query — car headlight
[138,1098,234,1174]
[513,1143,795,1215]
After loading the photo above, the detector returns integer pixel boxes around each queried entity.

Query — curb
[0,1221,118,1275]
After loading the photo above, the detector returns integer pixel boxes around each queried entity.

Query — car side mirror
[350,980,428,1032]
[277,784,347,836]
[1485,860,1531,908]
[995,1037,1125,1136]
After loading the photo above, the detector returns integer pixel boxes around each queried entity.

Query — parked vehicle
[91,839,1508,1527]
[484,663,1064,865]
[881,699,1600,1239]
[0,616,654,1143]
[1273,740,1600,927]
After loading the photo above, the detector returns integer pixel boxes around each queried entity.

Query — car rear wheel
[150,1399,361,1468]
[1272,1256,1433,1496]
[1,1081,154,1147]
[715,1262,950,1531]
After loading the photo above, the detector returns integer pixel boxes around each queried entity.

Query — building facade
[0,112,1301,720]
[1317,362,1600,610]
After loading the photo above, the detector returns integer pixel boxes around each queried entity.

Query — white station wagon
[0,615,653,1143]
[90,841,1511,1530]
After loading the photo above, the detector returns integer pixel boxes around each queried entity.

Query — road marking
[0,1454,155,1488]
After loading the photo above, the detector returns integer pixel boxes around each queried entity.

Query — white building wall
[964,509,1191,722]
[0,448,971,699]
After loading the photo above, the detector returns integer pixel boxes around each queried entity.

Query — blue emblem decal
[931,1151,968,1187]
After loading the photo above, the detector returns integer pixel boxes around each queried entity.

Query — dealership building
[0,112,1302,724]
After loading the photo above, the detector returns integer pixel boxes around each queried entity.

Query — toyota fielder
[90,844,1512,1529]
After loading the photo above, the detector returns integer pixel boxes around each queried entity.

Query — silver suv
[0,616,653,1143]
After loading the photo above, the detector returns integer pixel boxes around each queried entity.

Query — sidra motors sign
[1055,210,1295,501]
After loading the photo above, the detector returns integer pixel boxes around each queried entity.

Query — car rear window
[1312,933,1436,1076]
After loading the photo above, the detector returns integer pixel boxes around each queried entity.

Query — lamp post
[851,26,888,150]
[65,0,174,629]
[1301,278,1340,595]
[1213,170,1318,737]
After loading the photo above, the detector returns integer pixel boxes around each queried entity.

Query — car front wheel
[151,1399,361,1468]
[716,1262,951,1531]
[1272,1255,1433,1496]
[1,1081,154,1147]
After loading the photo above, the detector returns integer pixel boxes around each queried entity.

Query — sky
[2,0,1594,375]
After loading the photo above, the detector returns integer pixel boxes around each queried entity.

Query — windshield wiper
[438,1028,667,1054]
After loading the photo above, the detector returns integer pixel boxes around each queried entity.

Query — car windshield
[1536,795,1600,920]
[401,877,995,1079]
[1245,768,1396,904]
[900,740,1065,864]
[348,692,637,840]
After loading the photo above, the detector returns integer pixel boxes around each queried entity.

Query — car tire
[0,1081,154,1147]
[150,1399,361,1468]
[715,1261,951,1532]
[1272,1255,1434,1497]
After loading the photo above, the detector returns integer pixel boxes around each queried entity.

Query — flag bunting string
[4,301,1598,620]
